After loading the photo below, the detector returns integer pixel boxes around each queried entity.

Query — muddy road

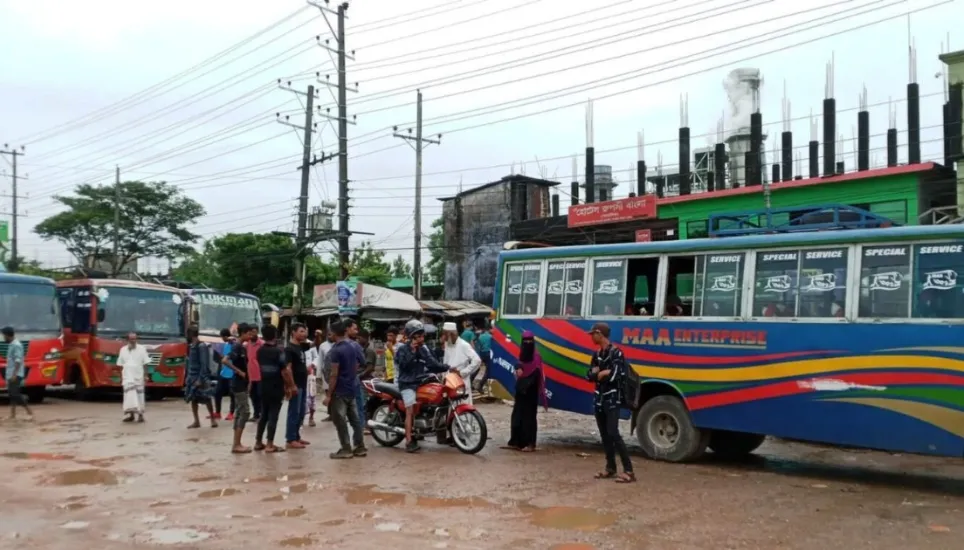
[1,395,962,549]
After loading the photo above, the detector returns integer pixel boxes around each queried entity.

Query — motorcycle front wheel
[370,403,405,447]
[450,410,487,455]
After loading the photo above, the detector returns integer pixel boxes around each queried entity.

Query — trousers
[331,394,363,451]
[256,392,283,443]
[285,386,305,443]
[595,406,633,474]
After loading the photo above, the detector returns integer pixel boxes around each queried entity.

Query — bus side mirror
[96,309,105,322]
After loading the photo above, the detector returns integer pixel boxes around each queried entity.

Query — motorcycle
[363,371,487,454]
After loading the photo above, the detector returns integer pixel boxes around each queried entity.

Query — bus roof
[0,272,56,285]
[499,224,964,261]
[56,278,182,292]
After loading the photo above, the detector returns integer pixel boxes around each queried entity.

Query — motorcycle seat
[373,381,403,400]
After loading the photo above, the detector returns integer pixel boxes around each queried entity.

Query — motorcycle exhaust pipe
[367,420,406,436]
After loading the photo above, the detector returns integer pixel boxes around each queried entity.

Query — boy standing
[2,326,33,422]
[226,323,252,453]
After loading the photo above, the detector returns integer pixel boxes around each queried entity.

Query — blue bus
[491,224,964,462]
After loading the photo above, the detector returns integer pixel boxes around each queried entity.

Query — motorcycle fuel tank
[416,383,444,404]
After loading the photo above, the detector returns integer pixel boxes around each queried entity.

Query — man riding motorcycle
[395,319,455,453]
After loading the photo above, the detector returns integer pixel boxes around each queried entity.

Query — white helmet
[404,319,425,338]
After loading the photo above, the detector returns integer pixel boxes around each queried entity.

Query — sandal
[615,472,636,484]
[594,471,616,479]
[265,446,286,453]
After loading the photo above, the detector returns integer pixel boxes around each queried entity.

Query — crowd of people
[4,313,635,482]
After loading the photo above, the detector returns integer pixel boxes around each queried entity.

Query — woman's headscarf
[518,330,542,376]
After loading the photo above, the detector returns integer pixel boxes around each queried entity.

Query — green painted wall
[658,172,921,239]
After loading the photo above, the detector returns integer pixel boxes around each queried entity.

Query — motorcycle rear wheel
[370,403,405,447]
[450,410,487,455]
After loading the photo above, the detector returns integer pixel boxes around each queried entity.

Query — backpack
[616,346,641,410]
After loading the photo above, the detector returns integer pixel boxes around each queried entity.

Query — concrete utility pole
[277,82,317,313]
[113,165,121,275]
[1,144,26,271]
[392,91,441,300]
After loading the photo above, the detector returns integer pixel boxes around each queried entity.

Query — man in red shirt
[243,325,264,421]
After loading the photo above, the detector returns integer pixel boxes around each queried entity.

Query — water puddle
[135,528,211,545]
[262,495,286,502]
[250,473,309,483]
[525,506,617,532]
[272,508,307,518]
[48,469,118,486]
[188,474,222,483]
[280,536,314,547]
[343,486,492,508]
[2,452,74,461]
[60,521,90,530]
[58,501,89,511]
[198,488,241,499]
[140,514,167,524]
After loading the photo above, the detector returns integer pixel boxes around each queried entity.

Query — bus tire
[24,387,46,404]
[635,395,709,463]
[708,430,766,459]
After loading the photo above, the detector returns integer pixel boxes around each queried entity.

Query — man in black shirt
[226,323,253,454]
[254,324,294,453]
[285,323,310,450]
[586,322,635,483]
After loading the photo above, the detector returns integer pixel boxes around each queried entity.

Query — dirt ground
[1,393,962,550]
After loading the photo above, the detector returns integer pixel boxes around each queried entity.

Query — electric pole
[393,91,441,299]
[113,165,121,275]
[277,82,317,313]
[1,144,26,271]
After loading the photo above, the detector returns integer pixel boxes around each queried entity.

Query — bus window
[73,288,92,333]
[589,259,626,316]
[753,251,798,317]
[913,242,964,319]
[859,245,910,318]
[57,288,74,327]
[699,253,744,317]
[625,258,659,315]
[502,262,542,316]
[798,248,848,318]
[545,261,585,317]
[665,256,697,316]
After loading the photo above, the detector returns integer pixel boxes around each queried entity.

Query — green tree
[34,180,204,276]
[390,254,412,279]
[349,241,391,286]
[425,217,445,285]
[170,232,338,306]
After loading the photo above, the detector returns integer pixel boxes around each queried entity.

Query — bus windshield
[0,281,60,334]
[97,286,183,338]
[193,292,261,335]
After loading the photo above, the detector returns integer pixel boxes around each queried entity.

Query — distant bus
[180,289,262,344]
[57,279,187,397]
[0,272,64,402]
[491,224,964,462]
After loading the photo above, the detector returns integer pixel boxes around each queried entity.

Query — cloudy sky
[0,0,958,271]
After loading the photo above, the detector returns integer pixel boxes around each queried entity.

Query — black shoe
[122,415,134,423]
[329,448,354,459]
[405,440,420,453]
[352,446,368,457]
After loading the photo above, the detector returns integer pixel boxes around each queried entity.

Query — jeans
[330,394,363,451]
[215,376,234,415]
[249,381,262,419]
[595,407,633,474]
[256,393,283,443]
[285,386,305,443]
[355,379,367,434]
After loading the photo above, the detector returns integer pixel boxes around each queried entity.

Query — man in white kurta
[441,322,481,405]
[119,331,150,422]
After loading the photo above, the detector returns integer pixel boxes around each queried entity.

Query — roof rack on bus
[159,280,213,290]
[708,204,899,238]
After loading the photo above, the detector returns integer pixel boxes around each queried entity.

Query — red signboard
[567,195,657,228]
[635,229,652,242]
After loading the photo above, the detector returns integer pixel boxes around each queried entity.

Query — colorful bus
[180,289,262,344]
[0,272,64,402]
[57,279,187,397]
[492,224,964,462]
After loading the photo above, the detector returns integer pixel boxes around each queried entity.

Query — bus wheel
[24,387,46,404]
[708,430,766,459]
[635,396,709,463]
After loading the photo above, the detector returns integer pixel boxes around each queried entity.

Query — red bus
[0,272,64,403]
[56,279,187,397]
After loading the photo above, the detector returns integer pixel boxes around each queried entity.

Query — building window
[686,220,708,239]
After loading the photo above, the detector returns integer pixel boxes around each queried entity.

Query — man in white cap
[441,321,481,405]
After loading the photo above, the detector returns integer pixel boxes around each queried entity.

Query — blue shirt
[327,340,358,397]
[349,339,365,379]
[5,339,24,381]
[219,342,234,379]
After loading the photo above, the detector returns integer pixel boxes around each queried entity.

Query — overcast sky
[0,0,958,272]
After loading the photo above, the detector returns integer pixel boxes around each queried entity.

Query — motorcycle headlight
[454,386,466,396]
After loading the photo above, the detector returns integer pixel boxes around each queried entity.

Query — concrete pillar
[939,49,964,216]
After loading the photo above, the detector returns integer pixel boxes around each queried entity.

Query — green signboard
[0,220,8,243]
